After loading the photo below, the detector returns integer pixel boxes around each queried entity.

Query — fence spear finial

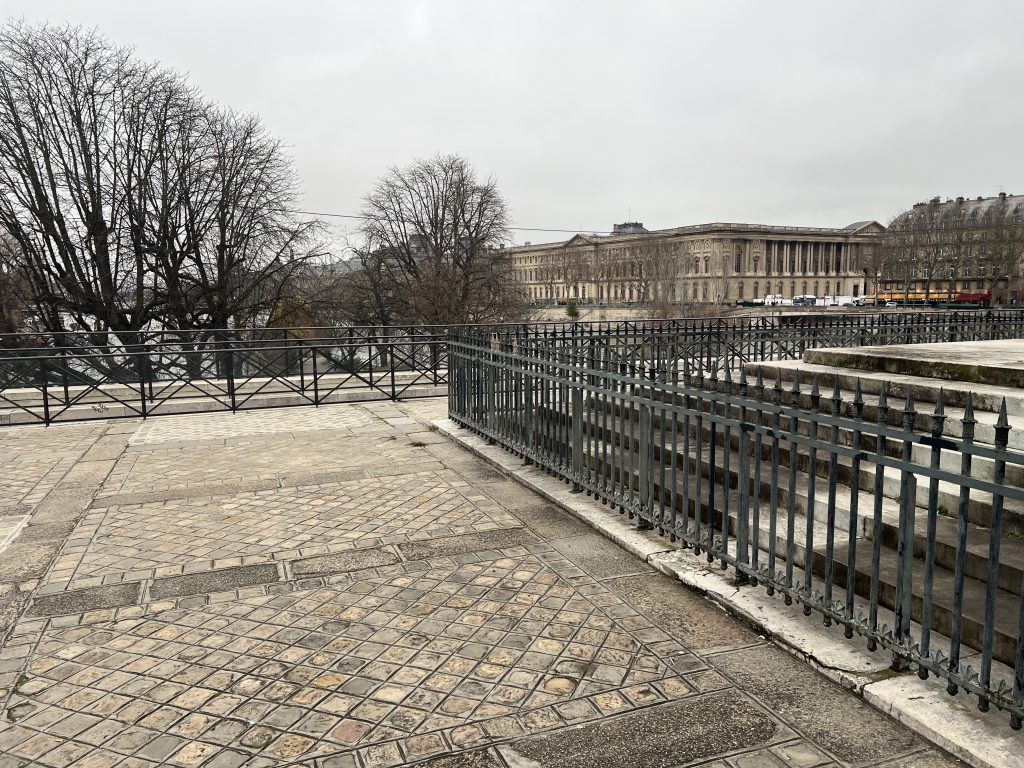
[995,398,1010,447]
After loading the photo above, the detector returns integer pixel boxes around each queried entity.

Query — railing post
[223,335,236,412]
[947,396,976,694]
[312,346,320,406]
[979,400,1010,712]
[39,355,50,425]
[735,370,751,585]
[638,390,652,530]
[135,351,148,419]
[571,385,584,492]
[892,394,918,671]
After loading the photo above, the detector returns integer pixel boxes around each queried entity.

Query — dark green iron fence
[1,309,1023,424]
[448,328,1024,729]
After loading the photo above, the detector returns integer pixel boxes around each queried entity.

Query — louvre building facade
[508,220,882,306]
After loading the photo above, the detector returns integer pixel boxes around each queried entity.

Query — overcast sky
[2,1,1022,251]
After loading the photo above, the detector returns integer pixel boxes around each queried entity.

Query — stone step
[629,447,1023,668]
[591,398,1024,531]
[743,360,1024,451]
[582,414,1024,598]
[804,339,1024,389]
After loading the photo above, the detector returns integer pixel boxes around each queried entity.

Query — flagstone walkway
[0,401,957,767]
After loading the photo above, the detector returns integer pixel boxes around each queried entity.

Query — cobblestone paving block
[0,401,959,768]
[51,474,521,589]
[6,551,696,766]
[149,564,281,600]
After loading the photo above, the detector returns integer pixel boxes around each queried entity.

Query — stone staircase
[576,340,1024,668]
[738,341,1024,666]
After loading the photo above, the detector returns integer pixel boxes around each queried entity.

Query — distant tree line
[0,24,529,341]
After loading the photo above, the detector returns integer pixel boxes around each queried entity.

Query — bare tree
[875,210,918,302]
[357,154,524,324]
[912,201,947,302]
[980,197,1024,301]
[625,239,679,305]
[0,234,27,334]
[536,247,590,304]
[0,22,325,341]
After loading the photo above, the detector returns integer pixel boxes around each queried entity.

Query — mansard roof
[893,194,1024,227]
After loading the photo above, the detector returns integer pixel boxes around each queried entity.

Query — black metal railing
[448,328,1024,728]
[1,309,1023,425]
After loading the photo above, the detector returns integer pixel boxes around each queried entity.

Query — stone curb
[432,417,1024,768]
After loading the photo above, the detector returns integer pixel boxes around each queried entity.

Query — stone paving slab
[0,400,962,768]
[47,473,521,590]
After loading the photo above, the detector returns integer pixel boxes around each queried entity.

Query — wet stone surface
[0,401,957,767]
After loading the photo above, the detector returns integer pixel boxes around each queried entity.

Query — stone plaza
[0,399,957,767]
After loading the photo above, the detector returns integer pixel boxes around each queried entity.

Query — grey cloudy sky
[2,0,1022,250]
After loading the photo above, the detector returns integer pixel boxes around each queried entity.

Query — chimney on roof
[977,196,983,201]
[613,222,647,235]
[930,196,941,204]
[956,196,964,204]
[999,191,1008,200]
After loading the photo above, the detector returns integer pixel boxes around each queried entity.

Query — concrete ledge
[433,417,1024,768]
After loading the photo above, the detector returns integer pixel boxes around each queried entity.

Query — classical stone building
[508,220,883,306]
[875,193,1024,303]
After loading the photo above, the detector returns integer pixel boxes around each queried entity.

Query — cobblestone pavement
[0,401,959,768]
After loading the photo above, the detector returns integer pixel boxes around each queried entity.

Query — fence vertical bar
[572,385,584,492]
[736,369,751,584]
[947,396,976,694]
[893,394,918,671]
[822,379,842,626]
[978,400,1009,711]
[784,375,801,604]
[844,381,865,638]
[919,390,946,672]
[638,394,652,528]
[39,356,50,425]
[802,377,820,615]
[867,382,889,650]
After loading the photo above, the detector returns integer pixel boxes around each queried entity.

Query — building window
[738,283,744,300]
[753,281,759,298]
[734,250,742,273]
